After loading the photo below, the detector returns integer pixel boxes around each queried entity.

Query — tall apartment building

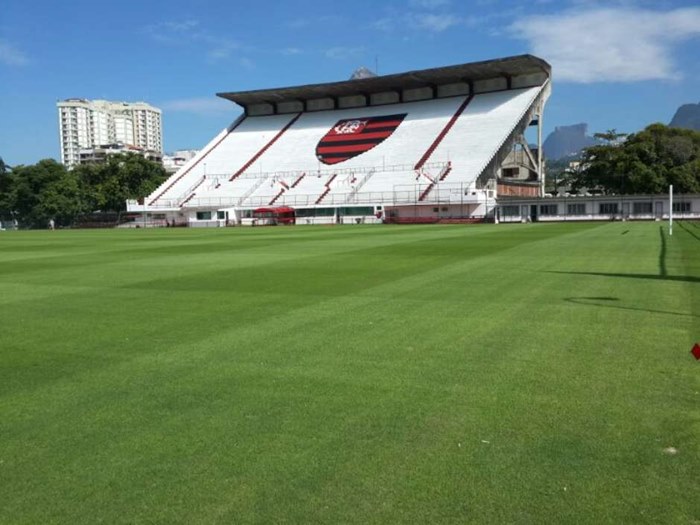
[57,99,163,166]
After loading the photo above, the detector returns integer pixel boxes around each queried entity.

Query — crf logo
[317,113,407,165]
[333,120,367,135]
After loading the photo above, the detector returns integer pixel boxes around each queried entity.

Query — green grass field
[1,222,698,524]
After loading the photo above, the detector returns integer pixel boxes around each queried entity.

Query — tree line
[556,123,700,195]
[0,155,167,228]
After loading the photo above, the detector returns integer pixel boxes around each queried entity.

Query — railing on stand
[177,175,207,207]
[237,174,269,206]
[344,169,376,204]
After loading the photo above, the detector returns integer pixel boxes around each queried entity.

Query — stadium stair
[149,116,247,205]
[236,175,269,206]
[269,188,285,205]
[315,174,337,204]
[178,175,207,207]
[414,94,474,170]
[229,113,302,181]
[344,168,375,203]
[418,182,435,202]
[418,163,450,201]
[439,163,452,181]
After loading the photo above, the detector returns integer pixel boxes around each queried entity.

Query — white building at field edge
[163,150,199,174]
[57,99,162,167]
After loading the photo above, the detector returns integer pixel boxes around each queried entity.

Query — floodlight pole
[669,185,673,236]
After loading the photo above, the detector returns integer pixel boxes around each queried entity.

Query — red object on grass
[692,343,700,360]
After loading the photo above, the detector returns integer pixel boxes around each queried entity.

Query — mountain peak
[669,102,700,131]
[349,67,377,80]
[543,123,599,160]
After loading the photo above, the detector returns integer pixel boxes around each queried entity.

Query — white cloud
[161,20,200,32]
[409,0,450,8]
[286,15,342,29]
[374,11,461,33]
[161,97,234,116]
[510,7,700,83]
[280,47,302,56]
[143,19,200,43]
[325,46,365,60]
[238,57,255,69]
[143,20,245,64]
[206,39,241,63]
[409,13,461,31]
[0,39,28,66]
[207,48,231,61]
[372,17,396,32]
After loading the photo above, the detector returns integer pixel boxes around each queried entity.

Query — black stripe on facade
[318,138,385,147]
[318,151,361,159]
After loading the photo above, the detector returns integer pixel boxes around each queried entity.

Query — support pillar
[537,100,546,197]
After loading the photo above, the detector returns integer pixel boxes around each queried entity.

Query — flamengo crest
[316,113,407,165]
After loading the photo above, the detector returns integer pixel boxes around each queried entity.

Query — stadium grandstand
[128,54,551,226]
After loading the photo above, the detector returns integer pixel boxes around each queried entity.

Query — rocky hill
[669,102,700,131]
[542,123,598,160]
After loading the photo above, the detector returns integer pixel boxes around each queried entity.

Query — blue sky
[1,0,699,166]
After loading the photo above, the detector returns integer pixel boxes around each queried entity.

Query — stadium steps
[439,164,452,181]
[414,94,474,170]
[177,175,207,207]
[344,168,375,203]
[418,163,450,201]
[229,113,302,181]
[418,183,435,202]
[233,175,269,206]
[149,115,247,205]
[315,174,338,204]
[269,188,285,205]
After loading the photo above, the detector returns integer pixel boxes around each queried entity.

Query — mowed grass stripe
[0,223,698,524]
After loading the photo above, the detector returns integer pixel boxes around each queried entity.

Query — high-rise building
[57,99,162,166]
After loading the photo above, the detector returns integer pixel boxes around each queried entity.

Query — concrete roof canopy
[217,54,551,111]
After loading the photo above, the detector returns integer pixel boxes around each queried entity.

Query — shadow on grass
[659,226,667,277]
[548,222,700,284]
[564,297,698,318]
[548,270,700,284]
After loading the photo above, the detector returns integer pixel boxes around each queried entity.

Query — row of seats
[148,86,542,208]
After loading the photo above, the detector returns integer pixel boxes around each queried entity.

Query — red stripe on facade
[229,113,302,181]
[321,131,392,142]
[149,117,246,205]
[414,94,474,170]
[364,120,403,129]
[322,157,351,165]
[317,143,381,154]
